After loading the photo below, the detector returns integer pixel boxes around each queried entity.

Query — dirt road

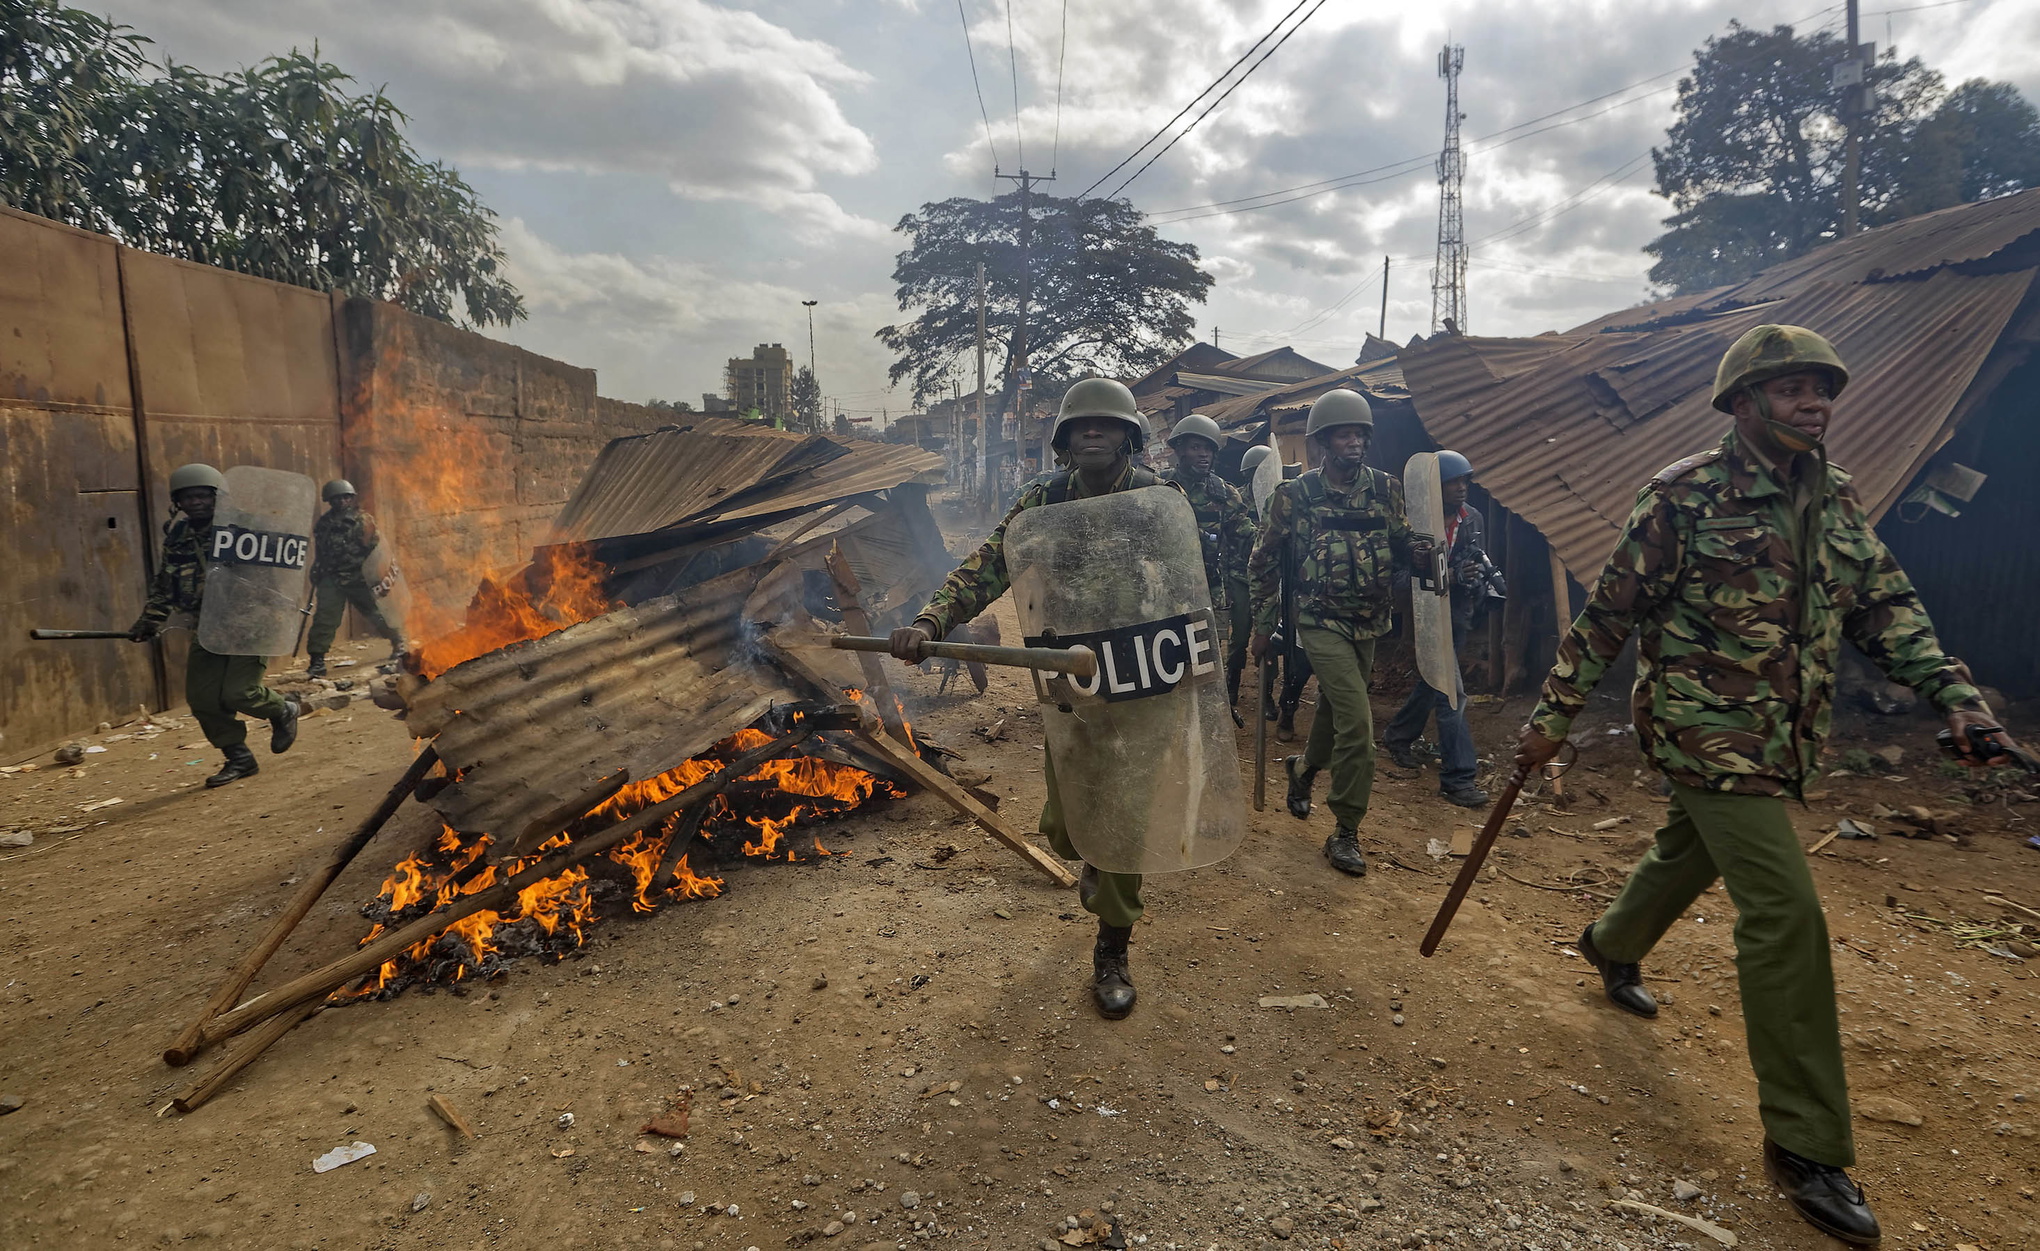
[3,604,2037,1250]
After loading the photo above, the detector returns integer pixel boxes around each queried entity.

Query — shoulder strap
[1045,470,1077,505]
[1127,467,1164,490]
[1650,448,1724,487]
[1298,468,1326,505]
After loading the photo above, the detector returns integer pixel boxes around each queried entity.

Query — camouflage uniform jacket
[138,516,208,625]
[312,507,380,585]
[916,465,1179,640]
[1163,467,1257,604]
[1247,466,1414,641]
[1529,433,1984,797]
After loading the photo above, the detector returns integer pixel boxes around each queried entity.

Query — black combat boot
[1764,1138,1882,1245]
[1283,755,1317,820]
[1091,922,1136,1020]
[268,700,300,754]
[205,745,259,788]
[1275,705,1299,743]
[306,653,326,679]
[1579,922,1658,1017]
[1384,739,1423,770]
[1323,824,1367,875]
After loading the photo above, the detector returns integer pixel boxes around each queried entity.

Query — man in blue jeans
[1383,450,1502,808]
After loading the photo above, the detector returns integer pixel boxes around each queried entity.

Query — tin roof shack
[1399,187,2040,698]
[1130,342,1338,438]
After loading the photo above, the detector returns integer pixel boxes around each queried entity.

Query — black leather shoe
[1275,709,1298,742]
[205,746,259,788]
[1284,755,1316,820]
[1764,1138,1881,1245]
[1092,922,1136,1020]
[306,653,327,678]
[1442,785,1490,808]
[1385,740,1423,770]
[268,700,300,754]
[1323,825,1368,876]
[1579,923,1658,1017]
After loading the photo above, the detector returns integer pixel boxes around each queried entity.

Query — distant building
[1129,342,1338,435]
[701,393,735,413]
[725,344,793,423]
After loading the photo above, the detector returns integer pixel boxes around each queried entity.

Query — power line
[1051,0,1068,177]
[1109,0,1330,199]
[1005,0,1023,169]
[1076,0,1315,198]
[1471,150,1655,248]
[956,0,1001,173]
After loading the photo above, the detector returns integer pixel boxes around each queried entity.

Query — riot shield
[360,539,412,635]
[1005,486,1247,874]
[1402,452,1461,711]
[197,466,316,656]
[1250,442,1282,520]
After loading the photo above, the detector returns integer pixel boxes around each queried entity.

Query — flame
[350,728,902,996]
[411,543,619,680]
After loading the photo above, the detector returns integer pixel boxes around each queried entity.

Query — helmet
[1050,378,1149,452]
[1304,389,1373,439]
[1240,445,1275,473]
[1436,450,1473,481]
[1167,412,1223,451]
[1710,324,1850,414]
[322,478,357,502]
[167,463,226,495]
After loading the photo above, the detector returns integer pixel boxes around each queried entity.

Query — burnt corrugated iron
[1401,189,2040,581]
[1201,358,1409,431]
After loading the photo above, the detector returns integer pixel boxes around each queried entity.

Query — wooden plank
[822,542,913,748]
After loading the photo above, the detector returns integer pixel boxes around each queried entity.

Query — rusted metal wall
[0,209,159,752]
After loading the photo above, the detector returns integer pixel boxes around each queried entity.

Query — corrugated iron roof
[1401,190,2040,579]
[547,417,942,544]
[1202,359,1410,430]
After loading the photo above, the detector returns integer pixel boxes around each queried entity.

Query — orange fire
[348,728,900,996]
[410,543,619,680]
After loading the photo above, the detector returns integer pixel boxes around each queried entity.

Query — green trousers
[186,644,289,752]
[1594,782,1853,1166]
[307,577,399,654]
[1040,748,1144,927]
[1297,628,1378,828]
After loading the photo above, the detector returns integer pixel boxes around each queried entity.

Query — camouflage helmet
[1304,388,1373,439]
[322,478,358,502]
[1050,377,1149,452]
[167,463,225,495]
[1240,444,1275,473]
[1711,324,1850,414]
[1167,412,1223,451]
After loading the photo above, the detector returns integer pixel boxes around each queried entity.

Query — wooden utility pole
[1379,256,1390,340]
[994,169,1053,508]
[1840,0,1866,237]
[975,262,988,511]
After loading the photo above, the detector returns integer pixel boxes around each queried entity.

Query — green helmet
[1167,412,1222,451]
[322,478,357,502]
[1710,324,1850,414]
[167,463,226,495]
[1050,377,1149,452]
[1240,445,1275,473]
[1304,388,1373,439]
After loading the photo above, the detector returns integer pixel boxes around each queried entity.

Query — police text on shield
[1025,611,1220,704]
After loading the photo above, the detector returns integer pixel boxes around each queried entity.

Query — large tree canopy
[879,191,1212,408]
[0,0,522,326]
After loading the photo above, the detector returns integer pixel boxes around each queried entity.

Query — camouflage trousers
[1297,628,1378,828]
[1593,783,1853,1166]
[307,577,401,654]
[187,644,289,752]
[1040,747,1143,928]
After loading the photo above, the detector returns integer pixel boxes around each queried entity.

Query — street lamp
[801,299,818,432]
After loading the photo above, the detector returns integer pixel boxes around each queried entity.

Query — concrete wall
[0,208,665,756]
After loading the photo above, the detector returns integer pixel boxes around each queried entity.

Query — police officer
[889,378,1174,1020]
[1383,450,1500,808]
[127,464,299,788]
[1247,389,1429,876]
[1515,325,2020,1245]
[1162,414,1257,714]
[307,479,406,678]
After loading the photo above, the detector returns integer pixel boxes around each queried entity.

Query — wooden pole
[194,734,805,1050]
[172,1000,323,1113]
[828,635,1096,678]
[164,747,441,1067]
[1548,544,1572,641]
[822,544,913,748]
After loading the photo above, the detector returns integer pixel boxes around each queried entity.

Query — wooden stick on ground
[172,999,323,1113]
[428,1093,478,1139]
[195,733,806,1051]
[165,747,441,1067]
[822,544,913,748]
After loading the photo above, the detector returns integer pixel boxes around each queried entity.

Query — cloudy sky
[104,0,2040,423]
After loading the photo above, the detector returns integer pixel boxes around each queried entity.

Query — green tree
[790,365,821,432]
[1644,21,1943,293]
[879,190,1212,407]
[0,0,521,326]
[1891,79,2040,217]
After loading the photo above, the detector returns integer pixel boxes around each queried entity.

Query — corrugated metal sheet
[1202,358,1410,431]
[407,565,797,846]
[548,418,940,543]
[1403,255,2037,579]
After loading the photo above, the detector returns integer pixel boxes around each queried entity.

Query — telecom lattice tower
[1430,43,1468,336]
